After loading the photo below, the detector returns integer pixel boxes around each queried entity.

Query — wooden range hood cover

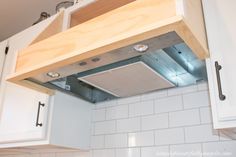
[7,0,209,95]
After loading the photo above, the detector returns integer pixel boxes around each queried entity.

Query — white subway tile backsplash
[94,121,116,135]
[155,96,183,113]
[169,109,200,127]
[141,146,169,157]
[141,90,167,101]
[106,105,128,120]
[197,82,208,91]
[96,100,117,109]
[116,148,140,157]
[128,131,155,147]
[141,114,168,130]
[105,134,128,148]
[118,96,140,105]
[168,85,198,96]
[91,135,104,149]
[91,123,95,135]
[92,109,106,122]
[170,143,202,157]
[129,101,154,117]
[95,102,107,109]
[155,128,185,145]
[117,117,141,133]
[141,92,158,101]
[202,141,236,157]
[185,124,219,143]
[200,107,212,124]
[183,91,210,109]
[92,149,115,157]
[73,152,91,157]
[6,83,236,157]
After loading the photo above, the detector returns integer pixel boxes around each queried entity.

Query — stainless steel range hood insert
[30,32,207,103]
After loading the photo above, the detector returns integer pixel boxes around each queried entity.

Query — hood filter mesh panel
[78,62,174,97]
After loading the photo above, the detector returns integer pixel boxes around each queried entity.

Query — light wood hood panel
[176,0,208,57]
[7,0,209,94]
[29,11,65,46]
[15,0,177,73]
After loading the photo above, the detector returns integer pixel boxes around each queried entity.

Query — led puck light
[133,44,149,53]
[46,72,60,78]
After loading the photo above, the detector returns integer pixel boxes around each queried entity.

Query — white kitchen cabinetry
[0,13,92,152]
[0,18,52,144]
[0,40,8,86]
[203,0,236,129]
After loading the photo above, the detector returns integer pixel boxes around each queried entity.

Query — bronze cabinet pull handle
[215,61,226,101]
[36,101,45,127]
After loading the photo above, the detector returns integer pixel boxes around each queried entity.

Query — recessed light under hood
[29,32,207,103]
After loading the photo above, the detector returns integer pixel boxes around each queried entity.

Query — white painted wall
[1,82,236,157]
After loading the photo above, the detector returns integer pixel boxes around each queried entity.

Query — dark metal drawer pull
[215,61,226,101]
[36,102,45,127]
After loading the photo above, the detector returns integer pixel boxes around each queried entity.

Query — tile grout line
[94,123,213,136]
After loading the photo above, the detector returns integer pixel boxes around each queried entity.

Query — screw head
[92,57,101,62]
[79,61,87,66]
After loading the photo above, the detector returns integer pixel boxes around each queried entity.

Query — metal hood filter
[75,44,206,98]
[35,32,207,103]
[78,61,174,97]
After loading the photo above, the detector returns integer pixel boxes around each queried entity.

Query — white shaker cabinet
[203,0,236,129]
[0,91,91,151]
[0,16,53,144]
[0,84,49,143]
[0,13,92,152]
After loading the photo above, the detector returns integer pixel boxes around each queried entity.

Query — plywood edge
[6,74,54,95]
[8,79,55,95]
[175,0,209,58]
[175,19,209,59]
[29,11,65,46]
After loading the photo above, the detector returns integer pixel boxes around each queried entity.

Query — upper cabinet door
[0,40,8,87]
[0,18,55,143]
[202,0,236,128]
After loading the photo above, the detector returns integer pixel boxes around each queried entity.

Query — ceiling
[0,0,73,41]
